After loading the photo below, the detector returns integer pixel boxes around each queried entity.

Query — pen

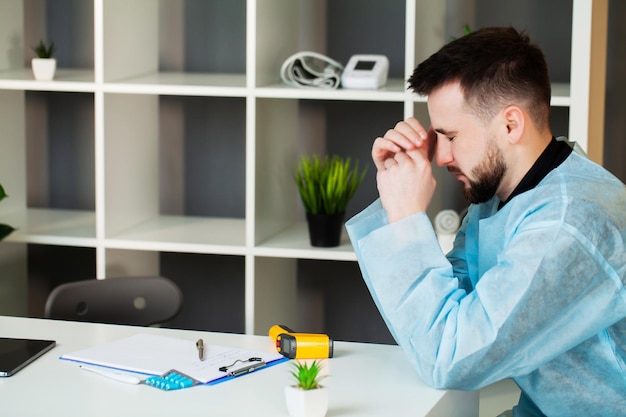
[80,365,142,385]
[196,338,204,361]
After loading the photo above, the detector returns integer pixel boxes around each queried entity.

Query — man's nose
[434,138,453,166]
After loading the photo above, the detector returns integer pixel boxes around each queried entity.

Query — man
[346,27,626,416]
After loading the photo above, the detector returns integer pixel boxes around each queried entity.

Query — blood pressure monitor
[341,54,389,89]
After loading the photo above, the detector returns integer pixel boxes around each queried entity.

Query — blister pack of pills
[144,369,200,391]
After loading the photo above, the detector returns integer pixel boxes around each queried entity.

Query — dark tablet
[0,337,56,377]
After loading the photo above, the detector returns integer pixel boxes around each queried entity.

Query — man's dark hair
[408,27,551,129]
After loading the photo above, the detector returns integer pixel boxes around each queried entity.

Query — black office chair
[44,276,183,326]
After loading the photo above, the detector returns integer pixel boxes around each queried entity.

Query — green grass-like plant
[0,184,15,240]
[294,154,367,215]
[290,360,325,390]
[33,39,55,59]
[450,24,474,41]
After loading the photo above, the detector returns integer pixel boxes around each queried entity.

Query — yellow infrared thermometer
[268,324,334,359]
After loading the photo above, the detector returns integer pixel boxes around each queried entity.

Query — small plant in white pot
[285,360,328,417]
[31,39,56,81]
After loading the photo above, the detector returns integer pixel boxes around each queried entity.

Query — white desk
[0,316,478,416]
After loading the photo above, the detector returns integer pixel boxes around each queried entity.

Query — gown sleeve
[346,198,626,390]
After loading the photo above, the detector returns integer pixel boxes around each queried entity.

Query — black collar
[498,137,573,209]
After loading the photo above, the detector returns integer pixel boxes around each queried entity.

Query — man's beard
[454,141,506,204]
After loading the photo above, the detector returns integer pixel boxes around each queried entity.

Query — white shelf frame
[0,0,607,335]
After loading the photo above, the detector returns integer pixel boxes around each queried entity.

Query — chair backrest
[44,276,183,326]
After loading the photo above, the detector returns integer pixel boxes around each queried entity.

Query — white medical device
[280,51,344,89]
[341,54,389,89]
[435,210,461,254]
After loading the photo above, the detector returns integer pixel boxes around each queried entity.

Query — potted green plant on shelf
[0,185,15,240]
[285,360,328,417]
[31,39,56,81]
[294,154,367,247]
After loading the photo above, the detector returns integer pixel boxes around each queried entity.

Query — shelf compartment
[254,0,406,93]
[2,208,96,247]
[473,0,573,85]
[4,0,96,80]
[104,93,246,246]
[255,78,410,102]
[550,83,571,107]
[296,258,394,344]
[27,243,97,317]
[549,106,571,140]
[102,249,246,333]
[0,69,95,91]
[25,91,95,213]
[253,98,399,249]
[105,215,246,255]
[103,0,246,83]
[297,99,398,218]
[103,72,247,97]
[162,251,246,333]
[326,0,406,79]
[254,222,356,262]
[0,89,26,215]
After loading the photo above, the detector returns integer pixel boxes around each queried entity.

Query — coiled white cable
[280,51,344,89]
[435,210,461,253]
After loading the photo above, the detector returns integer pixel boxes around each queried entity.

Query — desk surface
[0,316,477,417]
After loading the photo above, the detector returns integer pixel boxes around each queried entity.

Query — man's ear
[501,105,524,144]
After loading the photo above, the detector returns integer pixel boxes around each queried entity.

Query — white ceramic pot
[31,58,57,81]
[285,385,329,417]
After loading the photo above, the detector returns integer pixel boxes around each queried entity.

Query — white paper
[61,333,285,384]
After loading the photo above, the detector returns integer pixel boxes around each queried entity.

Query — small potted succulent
[285,360,328,417]
[31,39,56,81]
[294,154,367,247]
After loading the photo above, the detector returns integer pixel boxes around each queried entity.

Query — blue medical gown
[346,151,626,416]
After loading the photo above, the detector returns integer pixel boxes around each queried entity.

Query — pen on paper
[80,364,142,385]
[196,338,204,361]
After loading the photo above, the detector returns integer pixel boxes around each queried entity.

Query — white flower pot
[31,58,56,81]
[285,385,329,417]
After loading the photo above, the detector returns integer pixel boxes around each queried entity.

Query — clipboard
[60,333,286,384]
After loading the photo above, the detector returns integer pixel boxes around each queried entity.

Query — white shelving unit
[0,0,607,338]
